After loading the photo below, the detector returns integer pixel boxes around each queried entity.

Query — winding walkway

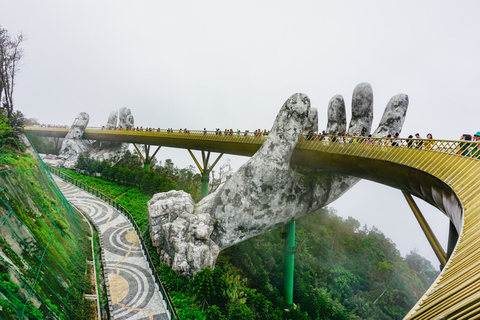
[53,175,169,320]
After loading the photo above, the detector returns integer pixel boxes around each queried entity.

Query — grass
[55,167,131,198]
[0,151,38,170]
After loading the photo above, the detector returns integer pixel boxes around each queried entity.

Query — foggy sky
[3,0,480,268]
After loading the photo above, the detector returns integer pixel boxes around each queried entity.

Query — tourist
[407,135,414,148]
[470,132,480,158]
[392,133,401,146]
[351,133,358,144]
[365,134,373,145]
[424,133,433,150]
[458,134,472,156]
[415,133,423,149]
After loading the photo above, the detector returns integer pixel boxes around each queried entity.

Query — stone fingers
[347,82,374,136]
[256,93,311,165]
[154,93,313,276]
[64,112,89,140]
[118,107,134,130]
[326,95,346,134]
[305,107,319,134]
[372,94,409,137]
[200,93,312,248]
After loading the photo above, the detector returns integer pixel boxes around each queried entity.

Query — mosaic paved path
[53,176,169,320]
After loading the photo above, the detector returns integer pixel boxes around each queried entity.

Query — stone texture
[148,191,219,277]
[64,112,89,140]
[41,154,68,167]
[92,108,133,159]
[106,111,118,130]
[148,84,409,277]
[372,94,409,137]
[348,82,374,136]
[326,94,346,134]
[119,107,134,130]
[305,107,318,133]
[44,109,134,168]
[60,112,93,169]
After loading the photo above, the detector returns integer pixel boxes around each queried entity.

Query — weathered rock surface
[91,108,132,160]
[119,107,134,130]
[60,112,92,169]
[106,111,118,130]
[326,94,346,134]
[348,82,373,136]
[64,112,89,140]
[372,94,409,137]
[42,108,134,168]
[148,191,219,277]
[41,154,68,167]
[148,84,409,277]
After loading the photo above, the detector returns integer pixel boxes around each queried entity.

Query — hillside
[0,133,95,318]
[48,152,439,319]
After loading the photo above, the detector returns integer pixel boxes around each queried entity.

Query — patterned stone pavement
[53,176,170,320]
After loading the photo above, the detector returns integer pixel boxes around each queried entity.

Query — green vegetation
[26,132,59,155]
[0,111,28,166]
[73,151,202,200]
[0,26,97,319]
[0,114,94,319]
[57,152,439,319]
[152,209,438,320]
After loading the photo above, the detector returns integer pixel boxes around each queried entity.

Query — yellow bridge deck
[26,127,480,319]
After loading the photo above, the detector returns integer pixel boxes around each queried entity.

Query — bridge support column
[284,220,295,306]
[53,137,62,150]
[187,150,223,199]
[133,143,161,171]
[201,172,210,199]
[402,191,447,268]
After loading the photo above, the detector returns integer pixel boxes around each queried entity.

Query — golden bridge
[26,126,480,319]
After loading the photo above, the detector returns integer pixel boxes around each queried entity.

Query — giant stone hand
[148,83,408,277]
[56,108,134,168]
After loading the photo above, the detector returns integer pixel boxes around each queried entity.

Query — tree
[74,152,90,173]
[0,25,25,118]
[192,267,229,311]
[209,159,234,193]
[0,114,13,148]
[116,150,143,170]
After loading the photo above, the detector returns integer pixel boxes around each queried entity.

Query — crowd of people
[38,124,480,157]
[457,132,480,157]
[40,124,69,128]
[213,128,270,137]
[302,130,480,158]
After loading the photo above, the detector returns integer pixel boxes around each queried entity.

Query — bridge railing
[26,126,480,159]
[298,135,480,159]
[46,165,179,320]
[84,128,480,158]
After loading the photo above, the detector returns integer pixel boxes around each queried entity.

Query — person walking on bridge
[458,134,472,156]
[470,132,480,158]
[424,133,433,150]
[415,133,423,149]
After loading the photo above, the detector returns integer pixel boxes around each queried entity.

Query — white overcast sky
[3,0,480,268]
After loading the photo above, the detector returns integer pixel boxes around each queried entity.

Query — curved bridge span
[26,127,480,319]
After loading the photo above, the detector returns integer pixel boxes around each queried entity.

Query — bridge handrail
[299,135,480,159]
[26,125,480,159]
[46,165,179,320]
